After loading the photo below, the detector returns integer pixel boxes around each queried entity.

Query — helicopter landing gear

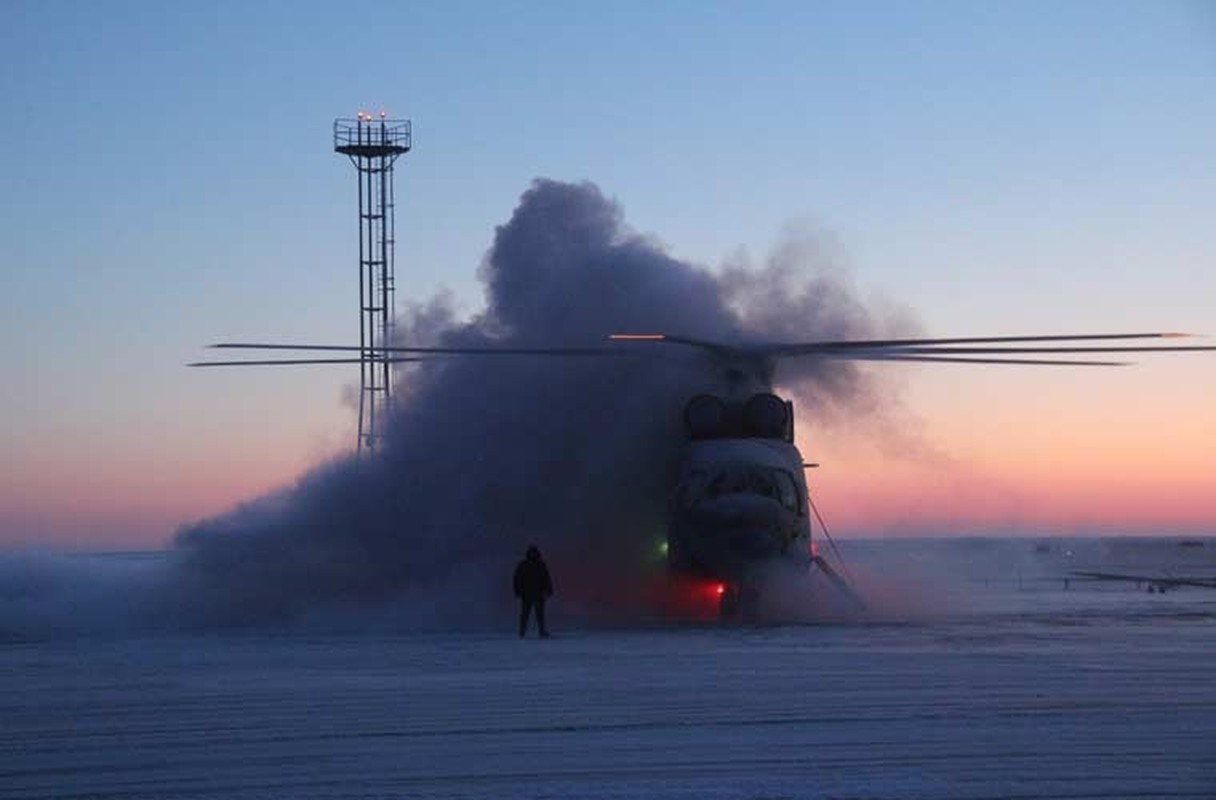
[811,554,868,612]
[718,582,759,620]
[719,583,739,618]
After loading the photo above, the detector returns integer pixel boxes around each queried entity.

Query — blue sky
[2,1,1214,546]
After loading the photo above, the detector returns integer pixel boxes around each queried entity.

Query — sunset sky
[2,1,1214,548]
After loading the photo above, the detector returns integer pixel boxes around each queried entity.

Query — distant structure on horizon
[334,112,412,453]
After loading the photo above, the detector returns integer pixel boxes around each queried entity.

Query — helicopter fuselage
[665,393,812,591]
[667,438,812,583]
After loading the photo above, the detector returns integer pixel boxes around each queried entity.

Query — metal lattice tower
[334,113,411,453]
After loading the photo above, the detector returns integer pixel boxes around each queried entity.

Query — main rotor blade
[189,357,425,367]
[850,345,1216,356]
[764,332,1197,354]
[193,352,1129,368]
[209,342,627,356]
[203,332,1211,366]
[607,331,1215,365]
[610,331,1198,355]
[842,354,1130,366]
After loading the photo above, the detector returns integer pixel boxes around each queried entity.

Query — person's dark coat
[513,546,553,601]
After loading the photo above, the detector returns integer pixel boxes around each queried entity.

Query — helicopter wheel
[719,584,740,619]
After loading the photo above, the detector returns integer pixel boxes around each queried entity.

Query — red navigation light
[713,582,726,597]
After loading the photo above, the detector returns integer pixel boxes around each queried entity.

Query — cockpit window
[772,470,800,513]
[705,470,735,499]
[701,466,801,512]
[706,467,757,499]
[747,469,777,499]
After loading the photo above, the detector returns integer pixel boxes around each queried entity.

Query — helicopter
[1069,570,1216,593]
[193,330,1215,618]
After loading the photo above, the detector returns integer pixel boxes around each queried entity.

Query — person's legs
[536,599,549,637]
[519,599,533,638]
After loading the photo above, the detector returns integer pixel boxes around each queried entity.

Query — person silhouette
[513,545,553,638]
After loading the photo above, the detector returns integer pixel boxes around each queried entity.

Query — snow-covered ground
[3,538,1215,799]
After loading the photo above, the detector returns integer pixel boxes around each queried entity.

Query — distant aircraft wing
[1069,570,1216,590]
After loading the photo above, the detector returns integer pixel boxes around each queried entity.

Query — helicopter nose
[698,496,780,556]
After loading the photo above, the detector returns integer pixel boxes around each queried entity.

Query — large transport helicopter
[194,330,1215,617]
